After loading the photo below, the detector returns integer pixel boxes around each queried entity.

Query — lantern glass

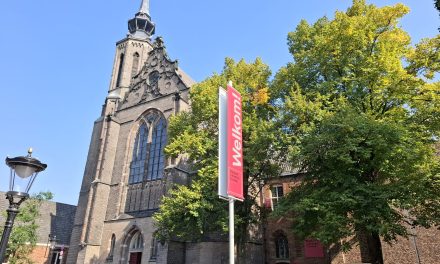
[5,149,47,194]
[10,169,38,194]
[14,165,37,178]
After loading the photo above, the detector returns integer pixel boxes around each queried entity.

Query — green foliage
[277,110,438,244]
[274,0,440,257]
[154,2,439,262]
[154,165,228,241]
[154,58,283,242]
[1,192,53,264]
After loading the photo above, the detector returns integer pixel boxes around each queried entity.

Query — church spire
[138,0,149,15]
[128,0,155,39]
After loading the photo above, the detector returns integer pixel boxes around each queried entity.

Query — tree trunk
[357,230,384,264]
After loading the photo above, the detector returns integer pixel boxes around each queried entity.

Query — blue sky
[0,0,438,205]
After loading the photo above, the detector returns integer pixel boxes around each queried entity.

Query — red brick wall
[27,245,69,264]
[381,227,440,264]
[263,176,440,264]
[331,228,440,264]
[263,177,326,264]
[28,245,50,264]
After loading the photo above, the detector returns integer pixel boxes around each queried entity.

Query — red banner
[226,84,244,200]
[304,239,324,258]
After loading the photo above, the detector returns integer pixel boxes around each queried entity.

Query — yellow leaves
[347,0,369,17]
[251,87,270,106]
[283,0,429,118]
[407,35,440,79]
[419,82,440,100]
[375,3,410,26]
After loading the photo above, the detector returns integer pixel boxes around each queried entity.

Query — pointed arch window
[128,112,167,184]
[107,234,116,261]
[130,232,144,251]
[131,52,140,78]
[147,117,166,181]
[129,124,149,184]
[121,230,144,264]
[116,53,125,87]
[275,233,289,259]
[150,235,158,260]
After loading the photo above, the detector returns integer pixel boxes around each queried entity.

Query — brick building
[262,172,440,264]
[0,192,76,264]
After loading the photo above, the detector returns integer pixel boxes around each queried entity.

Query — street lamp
[47,234,58,262]
[0,148,47,262]
[49,234,57,250]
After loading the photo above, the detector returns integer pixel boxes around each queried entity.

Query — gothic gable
[120,37,193,109]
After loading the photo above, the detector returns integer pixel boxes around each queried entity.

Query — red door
[129,252,142,264]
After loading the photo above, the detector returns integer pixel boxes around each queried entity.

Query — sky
[0,0,438,205]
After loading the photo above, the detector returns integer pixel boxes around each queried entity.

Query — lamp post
[0,148,47,262]
[48,234,57,263]
[49,234,57,250]
[45,234,57,259]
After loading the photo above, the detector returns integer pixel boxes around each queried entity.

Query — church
[66,0,235,263]
[67,1,440,264]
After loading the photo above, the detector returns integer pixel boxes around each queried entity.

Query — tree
[153,58,283,261]
[274,1,440,263]
[435,0,440,31]
[1,192,53,264]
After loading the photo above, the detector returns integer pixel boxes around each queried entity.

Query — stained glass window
[128,112,167,184]
[147,117,167,181]
[129,124,149,184]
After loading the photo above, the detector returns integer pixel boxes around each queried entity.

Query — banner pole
[229,198,235,264]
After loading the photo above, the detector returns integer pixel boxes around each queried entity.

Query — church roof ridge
[176,68,196,88]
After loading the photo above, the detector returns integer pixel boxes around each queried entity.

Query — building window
[107,234,116,261]
[147,117,166,181]
[275,234,289,259]
[271,185,284,209]
[128,112,167,184]
[130,232,144,251]
[116,53,125,87]
[131,52,140,78]
[150,236,158,260]
[149,71,160,87]
[148,71,161,95]
[129,124,149,184]
[128,231,143,264]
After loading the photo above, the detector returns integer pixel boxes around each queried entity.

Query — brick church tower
[67,1,196,263]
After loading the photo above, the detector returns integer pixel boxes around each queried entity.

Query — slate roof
[0,192,76,245]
